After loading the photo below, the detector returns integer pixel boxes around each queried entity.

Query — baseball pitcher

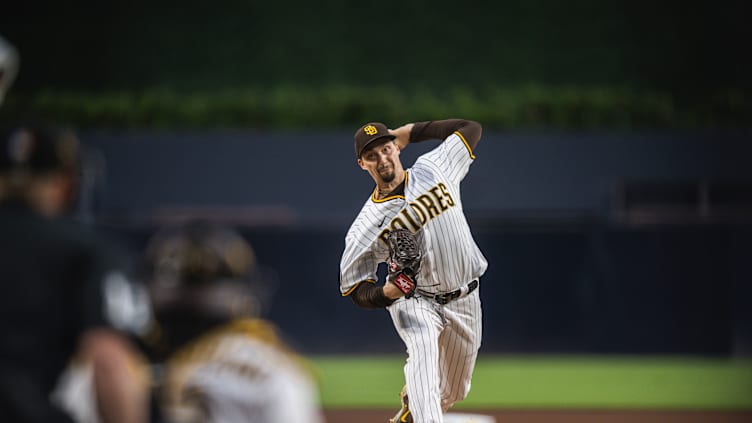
[340,119,486,423]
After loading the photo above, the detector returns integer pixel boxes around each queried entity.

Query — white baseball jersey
[340,131,487,295]
[341,128,486,423]
[160,319,323,423]
[52,319,323,423]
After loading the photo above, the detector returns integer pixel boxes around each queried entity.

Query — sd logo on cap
[354,122,396,158]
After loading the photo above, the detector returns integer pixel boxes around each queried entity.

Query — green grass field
[311,355,752,410]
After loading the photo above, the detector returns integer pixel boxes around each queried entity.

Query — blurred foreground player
[0,127,151,423]
[0,34,19,106]
[143,220,323,423]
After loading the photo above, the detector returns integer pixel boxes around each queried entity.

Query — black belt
[429,279,479,305]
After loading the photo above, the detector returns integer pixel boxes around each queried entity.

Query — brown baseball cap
[354,122,396,158]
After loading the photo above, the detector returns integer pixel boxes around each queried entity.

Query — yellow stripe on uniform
[371,171,410,203]
[341,279,376,296]
[371,191,405,202]
[454,131,476,159]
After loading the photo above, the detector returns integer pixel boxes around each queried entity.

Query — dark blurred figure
[142,220,323,423]
[0,35,18,106]
[0,126,151,423]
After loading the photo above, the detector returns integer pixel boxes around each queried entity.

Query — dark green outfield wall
[2,0,750,128]
[4,0,750,90]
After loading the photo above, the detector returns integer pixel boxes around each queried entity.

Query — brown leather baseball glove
[386,228,421,298]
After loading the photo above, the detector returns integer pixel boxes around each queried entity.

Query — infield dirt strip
[324,409,752,423]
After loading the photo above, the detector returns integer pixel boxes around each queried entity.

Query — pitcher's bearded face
[358,141,402,184]
[378,162,396,182]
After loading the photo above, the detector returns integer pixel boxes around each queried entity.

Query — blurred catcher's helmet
[0,35,19,105]
[145,220,262,320]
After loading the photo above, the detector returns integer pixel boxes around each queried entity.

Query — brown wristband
[350,282,395,309]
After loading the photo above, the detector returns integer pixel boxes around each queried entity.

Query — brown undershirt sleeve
[349,281,395,309]
[409,119,482,150]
